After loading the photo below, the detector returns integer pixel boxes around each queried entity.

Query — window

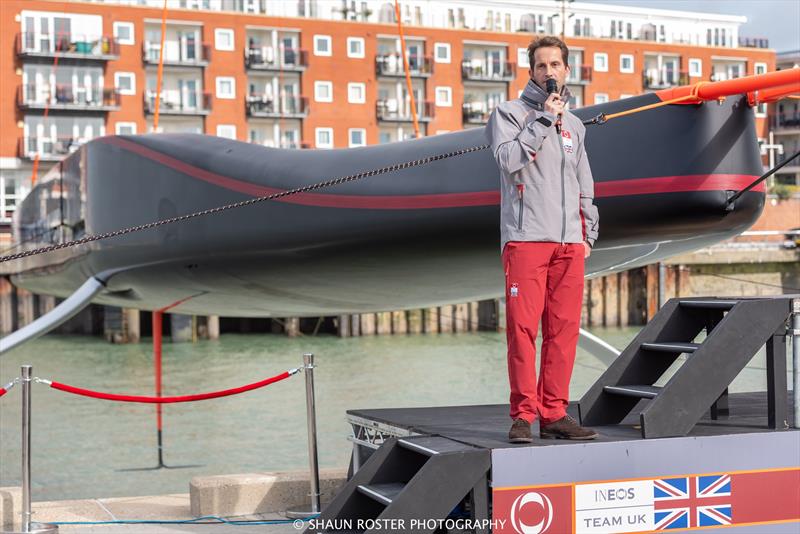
[347,37,364,58]
[517,48,529,68]
[114,72,136,95]
[594,93,609,104]
[594,53,608,72]
[115,122,136,135]
[689,58,702,78]
[434,43,450,64]
[215,28,234,51]
[113,22,134,45]
[315,81,333,102]
[349,128,366,147]
[216,77,235,99]
[435,86,452,107]
[216,124,236,139]
[619,54,634,73]
[754,62,767,75]
[314,35,332,56]
[348,82,365,104]
[315,127,333,148]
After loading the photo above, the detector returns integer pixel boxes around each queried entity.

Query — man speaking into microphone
[485,36,600,443]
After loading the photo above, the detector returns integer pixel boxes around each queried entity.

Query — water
[0,328,791,501]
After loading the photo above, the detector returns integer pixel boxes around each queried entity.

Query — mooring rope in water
[0,368,300,403]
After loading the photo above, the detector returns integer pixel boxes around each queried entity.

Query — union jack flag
[653,475,732,529]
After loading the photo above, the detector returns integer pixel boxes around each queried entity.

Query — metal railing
[246,95,309,117]
[462,102,495,124]
[738,36,770,49]
[461,59,514,81]
[144,91,212,115]
[566,65,593,84]
[643,70,683,89]
[245,47,308,70]
[376,100,435,122]
[771,113,800,129]
[17,136,87,161]
[17,84,120,110]
[142,42,211,66]
[375,54,433,77]
[16,32,119,59]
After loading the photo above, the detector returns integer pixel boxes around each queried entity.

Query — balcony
[375,54,433,78]
[376,100,434,122]
[246,95,309,118]
[144,91,212,115]
[252,140,312,149]
[739,36,769,49]
[143,42,210,67]
[566,65,592,85]
[18,136,87,162]
[16,32,119,61]
[771,113,800,131]
[18,84,120,112]
[643,70,680,89]
[245,47,308,71]
[462,102,494,124]
[461,59,515,82]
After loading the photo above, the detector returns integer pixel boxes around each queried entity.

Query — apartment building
[773,50,800,187]
[0,0,777,243]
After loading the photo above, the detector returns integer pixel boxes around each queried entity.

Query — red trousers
[503,241,585,425]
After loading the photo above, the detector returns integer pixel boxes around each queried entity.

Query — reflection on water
[0,328,788,501]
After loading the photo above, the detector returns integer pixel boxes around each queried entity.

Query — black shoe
[540,415,598,440]
[508,418,533,443]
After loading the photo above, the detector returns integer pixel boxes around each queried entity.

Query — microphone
[545,79,562,133]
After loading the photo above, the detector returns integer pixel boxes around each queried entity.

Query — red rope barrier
[48,370,295,403]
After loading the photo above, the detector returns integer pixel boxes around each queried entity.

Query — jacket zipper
[557,125,566,244]
[516,184,524,231]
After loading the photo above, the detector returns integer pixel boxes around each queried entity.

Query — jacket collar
[520,79,572,110]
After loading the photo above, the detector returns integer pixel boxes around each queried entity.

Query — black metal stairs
[308,435,490,534]
[579,296,794,438]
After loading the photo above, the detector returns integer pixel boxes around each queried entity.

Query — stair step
[604,385,662,399]
[397,436,472,456]
[641,342,700,353]
[357,482,406,506]
[679,299,738,310]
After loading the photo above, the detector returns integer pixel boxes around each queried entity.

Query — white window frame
[594,53,608,72]
[115,122,137,135]
[349,128,366,147]
[315,81,333,103]
[216,124,237,139]
[315,127,334,149]
[214,28,235,51]
[113,22,135,45]
[434,43,451,64]
[215,76,236,99]
[314,35,332,56]
[347,82,365,104]
[114,72,136,95]
[688,58,703,78]
[594,93,609,104]
[435,86,452,107]
[754,62,768,75]
[517,48,530,68]
[619,54,634,74]
[346,37,364,58]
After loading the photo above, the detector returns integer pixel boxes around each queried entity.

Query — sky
[582,0,800,52]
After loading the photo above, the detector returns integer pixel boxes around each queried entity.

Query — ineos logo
[510,491,553,534]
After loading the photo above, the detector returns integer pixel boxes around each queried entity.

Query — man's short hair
[527,36,569,68]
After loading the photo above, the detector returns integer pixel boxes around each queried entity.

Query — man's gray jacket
[485,80,599,251]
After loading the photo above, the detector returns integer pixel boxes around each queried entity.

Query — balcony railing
[375,54,433,77]
[462,102,496,124]
[18,84,120,111]
[246,95,309,118]
[252,139,311,149]
[739,36,769,49]
[566,64,593,84]
[144,91,212,115]
[16,32,119,60]
[771,113,800,129]
[376,100,434,122]
[643,70,680,89]
[461,59,515,82]
[18,136,88,161]
[143,42,210,66]
[245,47,308,71]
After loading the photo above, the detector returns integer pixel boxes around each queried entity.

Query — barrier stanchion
[286,353,322,519]
[792,299,799,430]
[1,365,58,534]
